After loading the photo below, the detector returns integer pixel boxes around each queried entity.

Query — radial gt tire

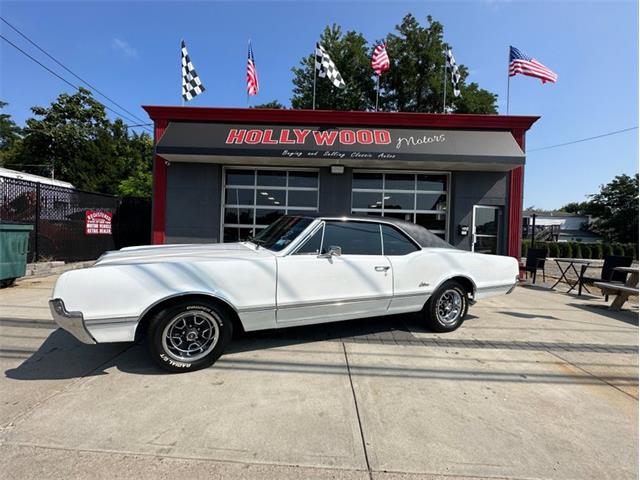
[147,300,233,373]
[424,280,469,333]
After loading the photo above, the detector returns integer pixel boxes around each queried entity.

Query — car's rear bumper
[49,299,96,344]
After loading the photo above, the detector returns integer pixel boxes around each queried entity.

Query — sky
[1,0,638,209]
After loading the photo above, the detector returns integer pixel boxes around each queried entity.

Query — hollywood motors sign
[225,128,392,147]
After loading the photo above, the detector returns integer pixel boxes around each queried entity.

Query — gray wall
[448,171,509,253]
[163,163,511,252]
[165,163,222,244]
[318,167,353,216]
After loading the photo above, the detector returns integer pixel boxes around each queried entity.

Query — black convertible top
[296,214,454,249]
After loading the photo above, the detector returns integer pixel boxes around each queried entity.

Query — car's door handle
[375,266,390,272]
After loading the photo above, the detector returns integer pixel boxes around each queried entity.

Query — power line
[528,126,638,152]
[1,16,151,130]
[0,34,151,134]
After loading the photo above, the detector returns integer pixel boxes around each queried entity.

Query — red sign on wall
[85,210,113,235]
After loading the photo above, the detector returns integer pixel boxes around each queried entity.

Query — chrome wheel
[161,310,220,362]
[435,289,463,325]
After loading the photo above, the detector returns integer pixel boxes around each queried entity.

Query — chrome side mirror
[318,245,342,258]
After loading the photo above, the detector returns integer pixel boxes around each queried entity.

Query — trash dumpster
[0,224,34,288]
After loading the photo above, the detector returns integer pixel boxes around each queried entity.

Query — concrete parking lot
[1,275,638,480]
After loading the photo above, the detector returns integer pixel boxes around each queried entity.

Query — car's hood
[94,242,272,266]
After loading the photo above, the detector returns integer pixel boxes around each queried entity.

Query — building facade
[144,106,538,258]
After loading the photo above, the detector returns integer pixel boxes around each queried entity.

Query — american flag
[509,46,558,84]
[247,40,259,96]
[371,43,390,75]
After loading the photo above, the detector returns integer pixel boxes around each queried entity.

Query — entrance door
[472,206,501,254]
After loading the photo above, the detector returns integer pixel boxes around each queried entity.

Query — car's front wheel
[147,300,232,373]
[424,281,469,332]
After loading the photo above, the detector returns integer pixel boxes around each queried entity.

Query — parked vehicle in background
[49,215,519,372]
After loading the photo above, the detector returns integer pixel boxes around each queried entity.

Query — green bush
[572,242,582,259]
[612,244,625,256]
[624,244,636,259]
[593,243,604,260]
[519,241,637,260]
[558,242,572,258]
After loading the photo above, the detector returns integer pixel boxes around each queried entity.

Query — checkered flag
[446,49,461,97]
[181,40,205,102]
[315,43,346,89]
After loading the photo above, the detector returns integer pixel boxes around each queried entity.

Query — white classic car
[50,216,518,372]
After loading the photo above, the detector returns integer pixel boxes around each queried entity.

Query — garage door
[351,170,449,239]
[222,167,319,242]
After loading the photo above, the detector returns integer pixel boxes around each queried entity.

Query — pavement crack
[341,342,373,480]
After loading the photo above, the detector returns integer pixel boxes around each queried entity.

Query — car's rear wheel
[147,300,232,373]
[424,280,469,332]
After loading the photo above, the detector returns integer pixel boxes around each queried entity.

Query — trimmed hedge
[521,239,638,260]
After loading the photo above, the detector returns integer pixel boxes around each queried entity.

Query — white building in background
[0,167,74,189]
[523,212,603,243]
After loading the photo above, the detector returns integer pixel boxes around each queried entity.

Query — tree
[251,100,285,109]
[0,102,23,165]
[291,24,376,110]
[586,174,638,243]
[380,14,496,113]
[289,15,498,113]
[561,201,592,215]
[6,88,153,196]
[561,174,639,243]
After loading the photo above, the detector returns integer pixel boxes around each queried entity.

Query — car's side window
[321,222,382,255]
[381,224,420,255]
[294,226,323,255]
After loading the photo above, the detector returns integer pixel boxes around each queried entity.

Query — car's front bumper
[49,299,96,344]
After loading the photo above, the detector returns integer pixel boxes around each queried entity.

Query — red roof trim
[142,106,539,131]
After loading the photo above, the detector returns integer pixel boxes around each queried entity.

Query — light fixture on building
[330,165,344,174]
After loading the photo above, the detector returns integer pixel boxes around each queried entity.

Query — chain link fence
[0,176,150,262]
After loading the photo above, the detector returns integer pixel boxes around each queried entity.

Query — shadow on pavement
[4,309,636,383]
[3,314,426,380]
[569,303,639,326]
[497,311,558,320]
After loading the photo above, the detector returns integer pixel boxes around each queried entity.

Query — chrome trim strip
[49,299,96,344]
[237,305,276,313]
[84,317,138,327]
[277,294,393,310]
[393,291,431,299]
[476,283,514,294]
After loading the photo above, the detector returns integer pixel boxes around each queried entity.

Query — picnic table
[594,267,639,311]
[549,258,595,293]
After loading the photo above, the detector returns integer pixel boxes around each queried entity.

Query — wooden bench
[593,282,639,311]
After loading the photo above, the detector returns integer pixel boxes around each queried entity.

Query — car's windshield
[249,215,313,252]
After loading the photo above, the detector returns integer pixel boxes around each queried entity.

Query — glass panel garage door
[222,168,319,242]
[351,171,449,239]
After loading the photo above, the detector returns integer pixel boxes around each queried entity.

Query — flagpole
[181,39,184,107]
[247,39,251,108]
[375,75,380,112]
[442,53,447,113]
[506,46,511,115]
[312,45,317,110]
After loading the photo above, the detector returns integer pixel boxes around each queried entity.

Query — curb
[23,260,96,279]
